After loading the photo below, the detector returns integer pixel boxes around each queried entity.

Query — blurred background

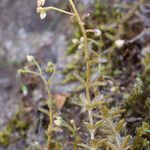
[0,0,150,149]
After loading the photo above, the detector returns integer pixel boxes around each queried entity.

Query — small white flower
[115,39,125,48]
[94,29,102,36]
[54,116,62,127]
[99,58,107,63]
[26,55,34,62]
[70,119,75,124]
[40,11,47,19]
[78,44,84,49]
[72,39,79,44]
[80,37,84,42]
[33,141,40,145]
[110,86,118,92]
[37,0,45,7]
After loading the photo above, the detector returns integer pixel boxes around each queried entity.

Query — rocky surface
[0,0,150,149]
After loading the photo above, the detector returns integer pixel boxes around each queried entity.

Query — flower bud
[45,67,54,73]
[26,55,34,62]
[36,7,42,13]
[40,11,47,19]
[80,37,84,42]
[78,44,84,49]
[24,66,30,72]
[17,69,24,74]
[47,62,53,67]
[54,116,62,127]
[70,119,75,124]
[115,39,125,48]
[72,39,79,44]
[94,29,102,36]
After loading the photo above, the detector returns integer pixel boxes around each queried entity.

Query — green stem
[72,125,78,150]
[35,61,47,85]
[69,0,95,145]
[46,83,53,150]
[73,135,77,150]
[43,6,74,16]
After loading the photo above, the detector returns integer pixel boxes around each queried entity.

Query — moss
[132,122,150,150]
[141,49,150,84]
[125,77,150,119]
[0,129,12,146]
[125,49,150,120]
[0,113,29,146]
[93,0,122,24]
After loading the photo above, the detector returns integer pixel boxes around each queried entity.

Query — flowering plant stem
[34,61,54,150]
[46,84,53,150]
[69,0,95,144]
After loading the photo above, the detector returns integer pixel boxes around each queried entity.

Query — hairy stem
[46,83,53,150]
[69,0,95,145]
